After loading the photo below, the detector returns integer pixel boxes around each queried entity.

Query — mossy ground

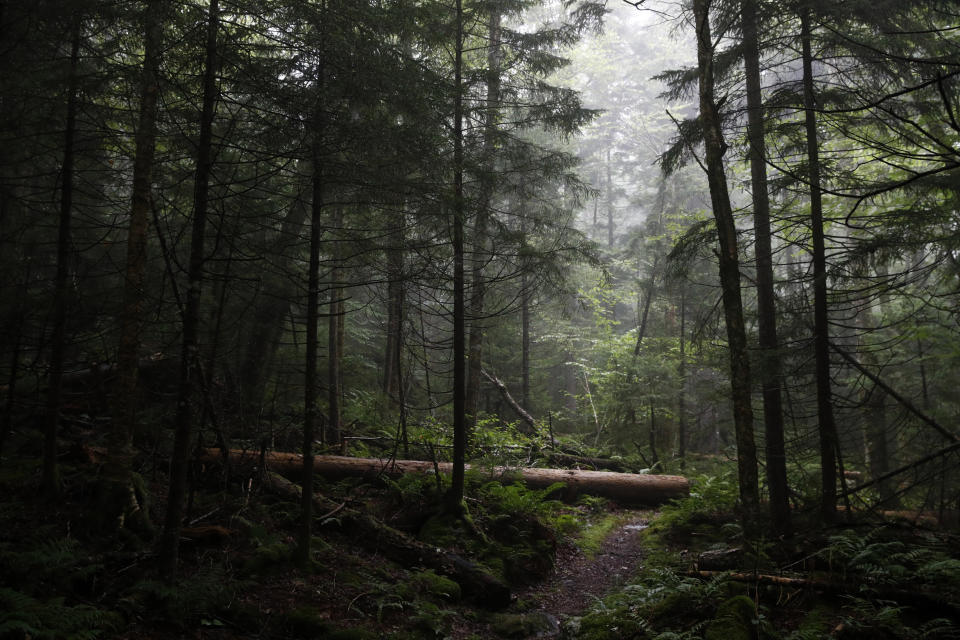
[0,447,628,639]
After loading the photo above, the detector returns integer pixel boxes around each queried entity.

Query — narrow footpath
[454,510,652,639]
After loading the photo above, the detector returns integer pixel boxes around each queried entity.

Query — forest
[1,0,959,638]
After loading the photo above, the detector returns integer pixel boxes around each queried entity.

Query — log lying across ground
[263,471,511,609]
[203,449,689,506]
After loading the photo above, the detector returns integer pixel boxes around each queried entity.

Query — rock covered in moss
[490,611,560,638]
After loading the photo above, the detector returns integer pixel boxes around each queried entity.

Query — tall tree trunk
[383,214,404,402]
[800,8,838,523]
[521,273,530,411]
[328,206,343,446]
[43,18,82,498]
[465,8,502,428]
[446,0,467,516]
[159,0,219,581]
[678,287,686,469]
[693,0,759,524]
[102,0,162,537]
[606,148,614,248]
[299,84,324,569]
[741,0,790,534]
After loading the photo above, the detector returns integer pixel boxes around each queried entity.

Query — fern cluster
[823,528,960,594]
[0,587,120,640]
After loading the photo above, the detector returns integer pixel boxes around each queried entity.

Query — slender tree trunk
[693,0,759,524]
[521,276,530,411]
[383,217,404,402]
[299,88,324,569]
[328,206,343,446]
[446,0,467,515]
[633,276,655,355]
[741,0,790,534]
[606,148,614,248]
[678,287,686,469]
[43,18,82,498]
[159,0,219,581]
[101,0,162,536]
[648,402,660,469]
[800,8,838,523]
[465,9,502,427]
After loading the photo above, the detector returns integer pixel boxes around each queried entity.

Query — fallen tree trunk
[202,449,689,506]
[262,471,511,608]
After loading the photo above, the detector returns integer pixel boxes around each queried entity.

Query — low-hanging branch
[844,440,960,496]
[830,341,960,443]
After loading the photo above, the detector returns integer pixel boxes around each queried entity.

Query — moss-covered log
[261,471,511,609]
[204,449,689,506]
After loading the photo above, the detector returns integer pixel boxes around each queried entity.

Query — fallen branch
[262,471,511,608]
[203,449,689,506]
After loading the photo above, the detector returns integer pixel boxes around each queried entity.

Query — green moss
[240,541,291,576]
[418,514,462,548]
[403,569,461,602]
[577,513,626,558]
[283,607,377,640]
[575,607,648,639]
[490,612,560,638]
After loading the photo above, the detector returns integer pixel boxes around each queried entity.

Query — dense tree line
[1,0,959,583]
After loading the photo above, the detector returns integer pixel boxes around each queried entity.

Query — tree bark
[606,147,614,248]
[42,17,82,498]
[159,0,219,581]
[677,287,686,469]
[741,0,790,534]
[447,0,467,516]
[205,449,690,506]
[801,8,839,523]
[328,205,344,446]
[101,0,163,539]
[383,212,404,402]
[465,8,502,428]
[299,68,325,568]
[693,0,760,523]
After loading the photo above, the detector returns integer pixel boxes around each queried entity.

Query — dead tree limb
[830,342,959,443]
[844,441,960,496]
[481,368,535,431]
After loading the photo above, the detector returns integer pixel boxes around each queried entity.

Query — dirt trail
[449,511,653,639]
[523,511,651,617]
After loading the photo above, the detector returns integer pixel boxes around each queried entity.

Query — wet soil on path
[523,510,652,617]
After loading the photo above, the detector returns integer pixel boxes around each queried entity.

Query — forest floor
[450,511,653,638]
[3,440,960,639]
